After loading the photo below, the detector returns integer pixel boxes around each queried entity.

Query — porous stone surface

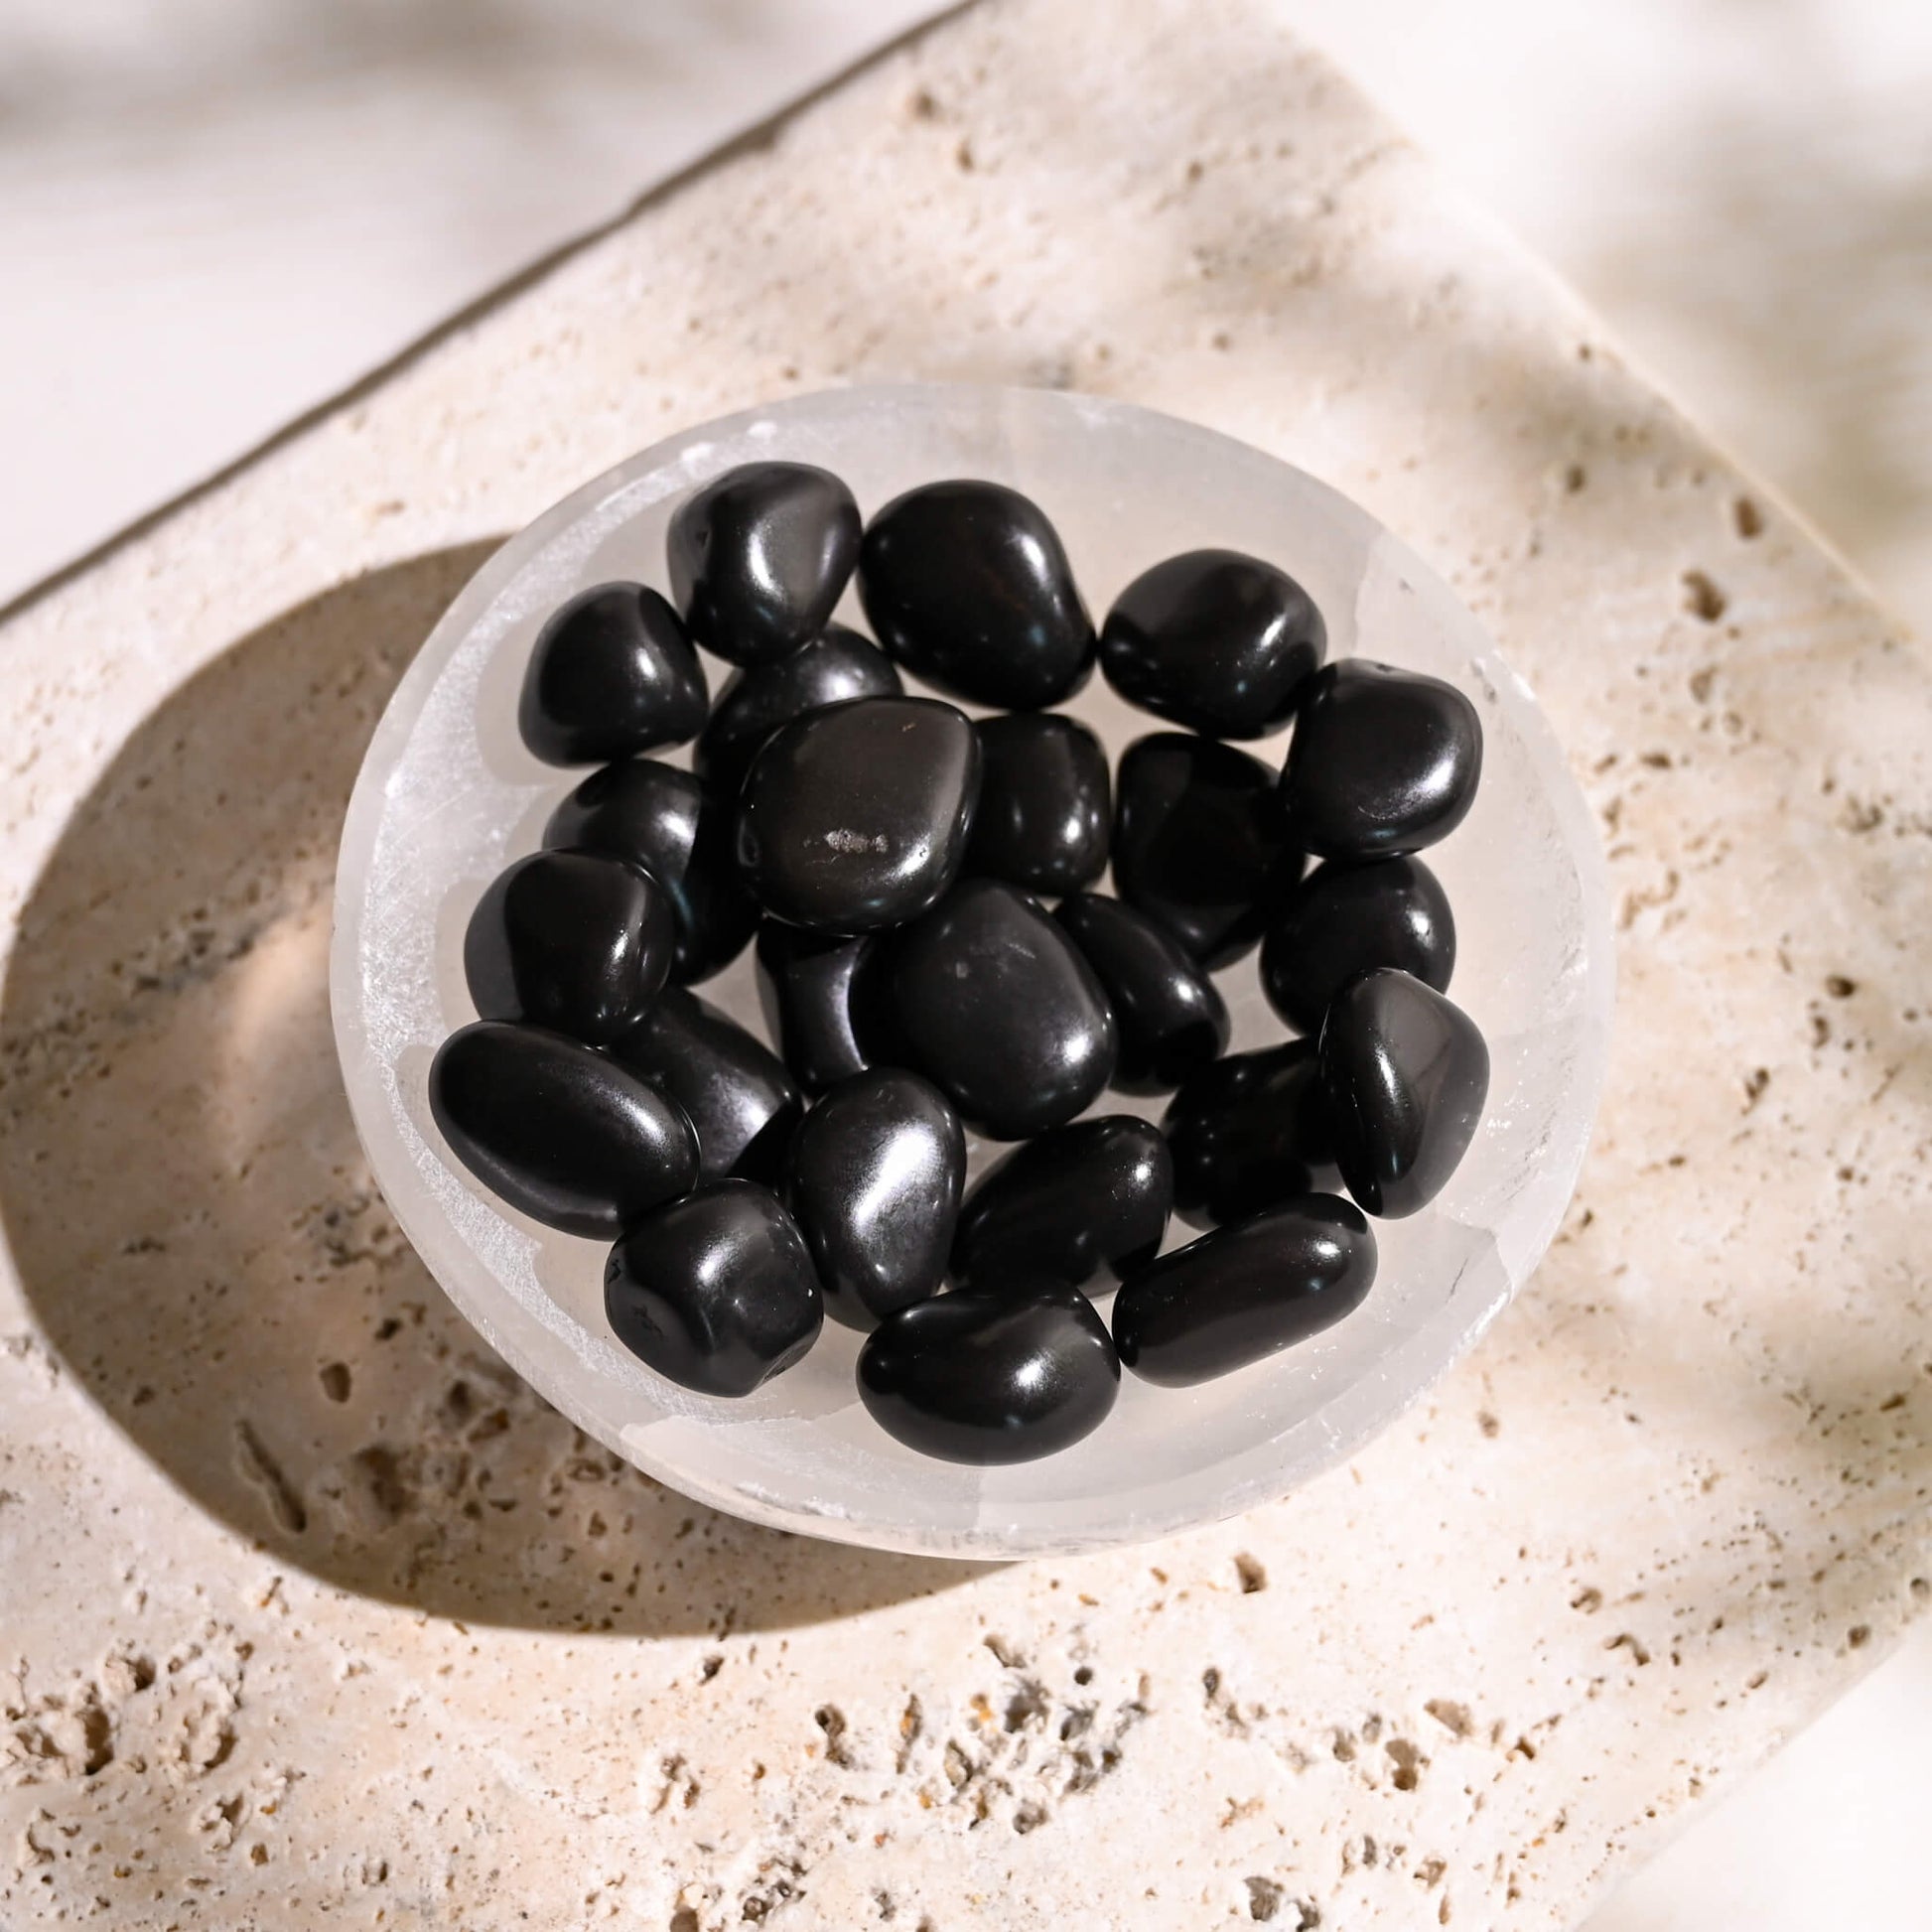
[1,0,1927,1925]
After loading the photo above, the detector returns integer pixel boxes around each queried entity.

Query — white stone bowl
[331,383,1613,1559]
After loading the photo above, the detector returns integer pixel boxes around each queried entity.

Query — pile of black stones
[428,460,1490,1465]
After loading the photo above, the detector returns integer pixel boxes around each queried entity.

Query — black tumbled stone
[1279,659,1483,859]
[890,880,1117,1141]
[951,1116,1172,1293]
[858,1280,1120,1464]
[428,1021,698,1239]
[517,582,709,765]
[1260,855,1456,1036]
[1100,547,1325,739]
[1112,1194,1377,1387]
[667,462,861,665]
[605,1181,823,1396]
[1317,967,1489,1218]
[610,987,803,1187]
[858,480,1095,709]
[965,712,1111,896]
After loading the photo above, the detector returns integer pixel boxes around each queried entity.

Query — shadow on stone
[0,546,993,1635]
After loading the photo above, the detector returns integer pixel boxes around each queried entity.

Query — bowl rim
[330,379,1616,1559]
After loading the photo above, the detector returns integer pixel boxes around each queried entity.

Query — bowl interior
[331,383,1613,1558]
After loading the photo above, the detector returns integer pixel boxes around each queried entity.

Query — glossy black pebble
[952,1116,1172,1294]
[1318,967,1489,1218]
[858,480,1095,709]
[611,987,803,1187]
[1053,892,1228,1094]
[782,1070,965,1327]
[890,880,1117,1141]
[667,462,861,665]
[1162,1040,1340,1230]
[428,1021,699,1239]
[1100,548,1325,739]
[605,1181,823,1397]
[858,1280,1119,1464]
[1112,1195,1377,1387]
[754,922,890,1093]
[517,582,709,765]
[463,850,673,1046]
[736,696,980,933]
[543,759,759,984]
[696,624,903,800]
[1279,659,1483,859]
[1112,733,1291,968]
[1260,855,1456,1036]
[965,712,1111,896]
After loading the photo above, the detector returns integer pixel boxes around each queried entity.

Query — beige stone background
[0,1,1926,1926]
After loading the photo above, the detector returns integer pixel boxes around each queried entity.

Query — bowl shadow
[0,545,994,1635]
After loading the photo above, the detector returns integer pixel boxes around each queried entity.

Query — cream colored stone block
[1,0,1926,1925]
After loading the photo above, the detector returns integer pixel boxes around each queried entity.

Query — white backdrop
[2,1,1927,1924]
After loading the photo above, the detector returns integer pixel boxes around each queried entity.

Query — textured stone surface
[0,0,1927,1924]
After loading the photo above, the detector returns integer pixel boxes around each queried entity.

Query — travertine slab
[1,0,1927,1925]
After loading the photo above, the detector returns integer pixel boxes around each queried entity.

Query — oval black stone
[666,462,861,665]
[1112,1194,1377,1387]
[428,1021,699,1238]
[1100,548,1325,739]
[965,712,1111,896]
[1112,732,1291,968]
[1317,967,1489,1217]
[517,582,709,765]
[605,1181,823,1396]
[781,1070,965,1327]
[890,880,1117,1140]
[609,987,803,1187]
[463,850,673,1046]
[951,1116,1172,1293]
[1260,855,1456,1036]
[858,1279,1119,1464]
[858,480,1095,709]
[696,623,903,801]
[736,696,980,933]
[754,921,891,1093]
[1279,659,1483,859]
[542,759,759,984]
[1162,1039,1340,1230]
[1053,892,1229,1094]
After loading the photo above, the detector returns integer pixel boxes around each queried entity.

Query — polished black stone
[754,922,891,1093]
[858,1279,1119,1463]
[890,880,1117,1140]
[1112,1194,1377,1386]
[1100,548,1325,739]
[542,759,759,984]
[1279,659,1483,859]
[858,480,1095,708]
[735,696,980,932]
[428,1021,698,1239]
[1161,1039,1340,1230]
[696,623,903,801]
[605,1180,823,1396]
[1053,892,1229,1094]
[951,1116,1172,1293]
[1317,967,1489,1218]
[1111,732,1292,968]
[666,462,861,665]
[1260,855,1455,1036]
[965,712,1110,896]
[517,582,709,765]
[781,1070,964,1327]
[610,987,803,1187]
[463,850,673,1046]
